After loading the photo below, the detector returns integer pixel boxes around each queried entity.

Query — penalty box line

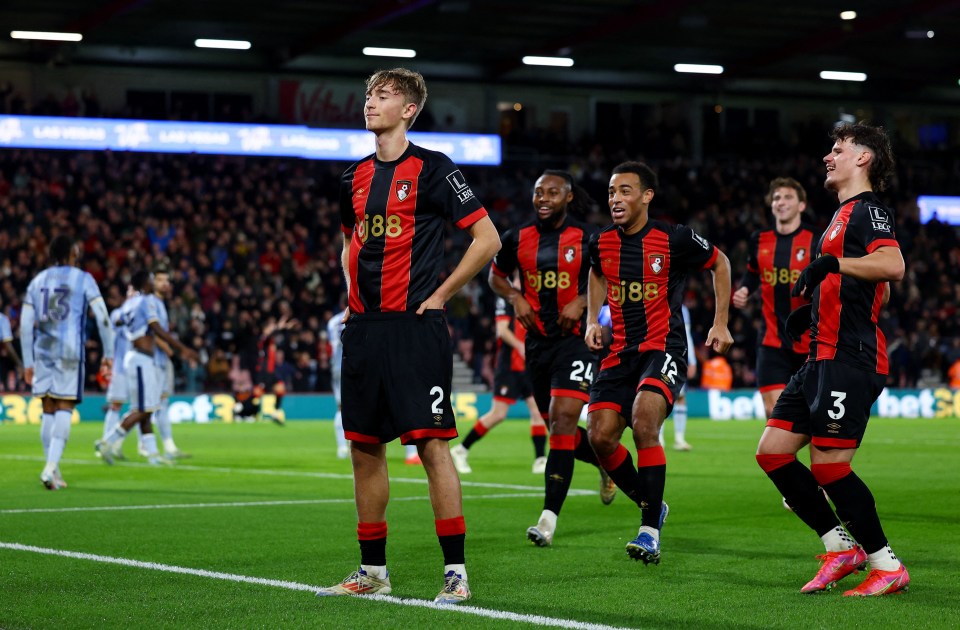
[0,541,639,630]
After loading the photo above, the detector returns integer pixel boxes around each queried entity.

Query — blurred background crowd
[1,125,958,395]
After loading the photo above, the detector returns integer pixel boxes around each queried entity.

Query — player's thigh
[51,360,84,402]
[757,346,804,391]
[808,361,885,450]
[125,353,160,412]
[524,336,554,415]
[634,350,686,420]
[339,318,383,440]
[766,362,814,435]
[547,335,596,404]
[382,312,457,443]
[106,370,128,404]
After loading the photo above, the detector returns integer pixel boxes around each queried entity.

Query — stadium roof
[3,0,960,103]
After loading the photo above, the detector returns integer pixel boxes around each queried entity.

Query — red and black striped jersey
[491,217,595,339]
[589,220,718,370]
[340,143,488,313]
[494,297,526,372]
[810,192,899,375]
[744,224,819,353]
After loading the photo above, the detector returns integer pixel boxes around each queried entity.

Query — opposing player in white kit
[0,310,24,384]
[96,271,198,465]
[326,307,349,459]
[102,303,129,449]
[139,267,189,460]
[21,236,114,490]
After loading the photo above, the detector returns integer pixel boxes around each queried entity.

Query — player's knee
[586,424,618,457]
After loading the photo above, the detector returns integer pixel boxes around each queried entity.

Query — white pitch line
[0,493,545,515]
[0,454,595,495]
[0,541,639,630]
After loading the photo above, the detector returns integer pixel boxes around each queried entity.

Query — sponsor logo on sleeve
[691,231,710,250]
[446,170,476,203]
[867,205,892,232]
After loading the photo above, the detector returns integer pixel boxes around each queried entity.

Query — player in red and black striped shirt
[319,68,501,605]
[449,296,547,474]
[756,123,909,597]
[733,177,820,419]
[585,161,733,564]
[490,170,613,548]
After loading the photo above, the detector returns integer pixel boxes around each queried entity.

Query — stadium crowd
[0,133,958,394]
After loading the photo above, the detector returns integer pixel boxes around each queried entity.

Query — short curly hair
[830,122,896,192]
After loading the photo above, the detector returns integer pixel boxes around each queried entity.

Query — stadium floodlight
[674,63,724,75]
[820,70,867,82]
[194,39,251,50]
[362,47,416,58]
[840,10,857,20]
[10,30,82,42]
[522,56,574,67]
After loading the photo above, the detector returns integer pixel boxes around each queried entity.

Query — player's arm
[418,215,501,314]
[340,234,352,321]
[489,270,535,331]
[496,318,524,356]
[837,246,905,283]
[89,297,115,369]
[20,303,35,385]
[3,340,23,371]
[732,269,759,308]
[732,234,760,309]
[156,337,173,357]
[149,320,199,363]
[584,267,607,352]
[705,249,734,355]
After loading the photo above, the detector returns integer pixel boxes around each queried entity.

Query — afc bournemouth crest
[648,253,665,274]
[828,221,844,241]
[564,246,577,263]
[396,180,412,201]
[795,247,807,262]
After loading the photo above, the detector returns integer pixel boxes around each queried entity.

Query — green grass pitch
[1,415,957,629]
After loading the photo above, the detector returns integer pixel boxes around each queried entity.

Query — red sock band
[549,434,576,450]
[599,444,629,470]
[357,521,387,540]
[756,453,796,473]
[473,422,489,437]
[811,462,852,486]
[435,515,466,537]
[635,445,666,467]
[530,424,547,437]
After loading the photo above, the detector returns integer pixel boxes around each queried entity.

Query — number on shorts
[430,386,444,414]
[569,360,595,384]
[661,353,678,382]
[828,391,847,420]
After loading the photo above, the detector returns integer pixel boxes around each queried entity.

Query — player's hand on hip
[416,294,445,315]
[732,286,750,308]
[792,254,839,300]
[584,322,604,351]
[705,325,733,355]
